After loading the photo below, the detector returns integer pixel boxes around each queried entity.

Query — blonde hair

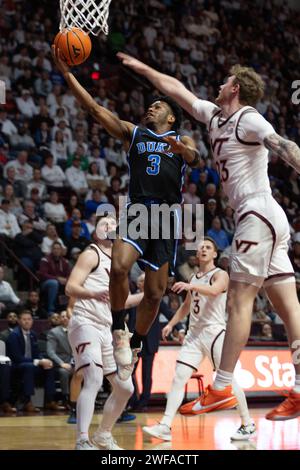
[230,64,265,106]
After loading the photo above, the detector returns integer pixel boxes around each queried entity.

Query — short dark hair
[204,236,218,253]
[18,309,33,318]
[150,96,183,130]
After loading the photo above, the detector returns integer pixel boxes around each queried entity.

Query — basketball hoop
[59,0,112,36]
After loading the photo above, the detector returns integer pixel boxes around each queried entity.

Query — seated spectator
[26,168,48,201]
[18,200,47,234]
[221,206,235,243]
[24,291,47,319]
[84,188,107,219]
[43,191,68,226]
[65,220,90,258]
[67,144,89,171]
[0,199,21,259]
[207,217,230,251]
[0,184,22,217]
[41,223,67,255]
[64,208,90,240]
[177,254,198,281]
[14,220,43,275]
[65,156,88,196]
[260,323,275,342]
[0,311,18,341]
[50,130,68,165]
[86,162,106,190]
[38,242,71,315]
[252,299,271,323]
[6,310,61,412]
[0,266,21,317]
[1,166,24,199]
[4,150,33,184]
[46,310,74,406]
[39,312,61,341]
[41,151,66,189]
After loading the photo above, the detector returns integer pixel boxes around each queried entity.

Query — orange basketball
[54,27,92,66]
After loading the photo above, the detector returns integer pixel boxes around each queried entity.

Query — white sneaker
[118,347,141,381]
[143,423,172,441]
[75,439,98,450]
[230,422,256,441]
[92,432,123,450]
[112,325,132,367]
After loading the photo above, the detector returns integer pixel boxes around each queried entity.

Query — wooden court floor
[0,407,300,450]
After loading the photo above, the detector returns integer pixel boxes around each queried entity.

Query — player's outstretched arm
[125,292,144,309]
[264,133,300,173]
[172,271,229,297]
[117,52,198,115]
[52,46,134,143]
[162,292,191,340]
[65,250,110,302]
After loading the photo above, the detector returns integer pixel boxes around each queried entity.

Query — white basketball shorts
[177,326,226,371]
[68,315,116,376]
[230,194,295,287]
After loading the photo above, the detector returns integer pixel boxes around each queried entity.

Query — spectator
[65,156,88,196]
[64,208,90,241]
[0,311,18,341]
[0,199,21,240]
[46,310,74,406]
[24,291,47,319]
[14,220,43,275]
[65,220,90,258]
[43,191,68,226]
[4,150,33,183]
[18,200,47,234]
[0,184,23,217]
[6,310,61,411]
[38,242,71,315]
[26,168,48,200]
[207,217,230,251]
[0,266,21,317]
[177,254,198,282]
[41,223,67,255]
[41,152,66,189]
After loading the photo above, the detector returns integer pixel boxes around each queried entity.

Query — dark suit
[46,326,74,396]
[128,300,184,408]
[6,326,56,402]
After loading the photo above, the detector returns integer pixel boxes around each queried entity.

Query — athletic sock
[111,309,126,331]
[293,374,300,393]
[130,331,145,349]
[213,369,233,390]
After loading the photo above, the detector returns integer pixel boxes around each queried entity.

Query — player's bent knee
[110,374,134,397]
[111,260,130,279]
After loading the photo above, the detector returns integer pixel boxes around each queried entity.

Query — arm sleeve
[192,99,219,126]
[237,112,276,144]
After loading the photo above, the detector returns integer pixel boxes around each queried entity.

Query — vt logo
[72,45,81,58]
[235,239,258,253]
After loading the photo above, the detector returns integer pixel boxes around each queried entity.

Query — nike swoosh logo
[192,396,235,412]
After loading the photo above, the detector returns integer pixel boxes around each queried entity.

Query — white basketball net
[59,0,112,36]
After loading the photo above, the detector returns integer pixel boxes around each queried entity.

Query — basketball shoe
[265,390,300,420]
[180,385,237,415]
[75,439,98,450]
[112,325,132,367]
[230,422,256,441]
[92,431,123,450]
[143,423,172,441]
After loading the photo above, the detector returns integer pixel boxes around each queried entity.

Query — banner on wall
[136,346,293,396]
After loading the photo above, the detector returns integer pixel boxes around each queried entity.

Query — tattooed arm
[264,133,300,173]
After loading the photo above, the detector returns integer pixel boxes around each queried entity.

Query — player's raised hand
[51,45,70,75]
[164,136,188,155]
[172,282,191,294]
[117,52,149,75]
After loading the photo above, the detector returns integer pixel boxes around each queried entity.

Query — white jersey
[192,100,275,210]
[189,267,227,331]
[73,243,112,328]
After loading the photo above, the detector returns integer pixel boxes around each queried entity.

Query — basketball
[53,27,92,66]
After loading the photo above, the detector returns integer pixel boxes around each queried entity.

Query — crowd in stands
[0,0,300,411]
